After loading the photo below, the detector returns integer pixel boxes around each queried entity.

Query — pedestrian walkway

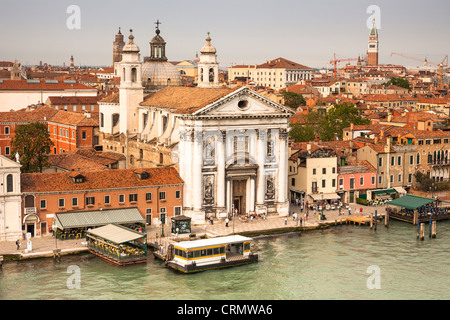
[0,203,387,260]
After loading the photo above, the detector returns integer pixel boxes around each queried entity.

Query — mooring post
[431,221,437,238]
[370,213,373,229]
[429,214,432,238]
[385,208,389,228]
[374,210,377,230]
[420,223,425,241]
[417,219,420,238]
[0,255,3,267]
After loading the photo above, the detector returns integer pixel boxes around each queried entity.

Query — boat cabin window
[244,243,250,251]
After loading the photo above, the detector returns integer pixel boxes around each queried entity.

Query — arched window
[209,68,214,83]
[6,174,13,193]
[159,153,164,164]
[131,68,137,82]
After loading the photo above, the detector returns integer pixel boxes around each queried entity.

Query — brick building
[20,167,184,237]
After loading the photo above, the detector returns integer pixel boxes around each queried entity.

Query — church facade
[100,28,294,224]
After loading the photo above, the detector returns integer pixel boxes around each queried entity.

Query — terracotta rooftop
[21,167,184,193]
[46,96,100,105]
[0,79,97,91]
[139,86,237,114]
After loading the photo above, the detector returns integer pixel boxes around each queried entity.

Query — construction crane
[329,54,359,78]
[391,52,449,89]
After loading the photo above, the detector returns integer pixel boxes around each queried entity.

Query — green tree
[382,77,411,90]
[319,103,370,141]
[281,91,306,109]
[290,123,316,142]
[11,122,54,173]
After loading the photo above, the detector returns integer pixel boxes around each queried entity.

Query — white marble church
[100,26,294,224]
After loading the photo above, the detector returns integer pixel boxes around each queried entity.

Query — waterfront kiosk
[387,194,449,224]
[53,208,146,240]
[171,215,191,234]
[166,235,258,273]
[86,223,147,266]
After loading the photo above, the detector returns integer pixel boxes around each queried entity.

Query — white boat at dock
[155,235,258,274]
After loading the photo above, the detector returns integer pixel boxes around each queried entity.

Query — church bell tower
[367,18,379,66]
[198,33,220,88]
[119,30,144,135]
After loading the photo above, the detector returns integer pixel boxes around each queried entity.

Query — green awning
[388,195,435,210]
[372,189,397,195]
[54,208,145,230]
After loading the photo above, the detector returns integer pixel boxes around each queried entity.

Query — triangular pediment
[193,86,295,117]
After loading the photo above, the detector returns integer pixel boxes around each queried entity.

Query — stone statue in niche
[265,176,275,200]
[203,175,214,205]
[203,135,215,166]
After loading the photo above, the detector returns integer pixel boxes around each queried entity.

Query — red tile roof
[0,79,96,91]
[139,87,237,114]
[21,167,184,193]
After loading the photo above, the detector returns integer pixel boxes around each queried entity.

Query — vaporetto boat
[164,235,258,273]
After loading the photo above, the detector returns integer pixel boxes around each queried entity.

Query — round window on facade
[238,100,249,110]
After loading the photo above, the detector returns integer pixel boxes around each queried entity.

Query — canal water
[1,220,449,300]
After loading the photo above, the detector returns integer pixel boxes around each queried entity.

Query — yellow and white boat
[166,235,258,273]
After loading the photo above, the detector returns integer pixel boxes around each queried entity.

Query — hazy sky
[1,0,449,69]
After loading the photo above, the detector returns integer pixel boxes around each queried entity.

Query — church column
[182,129,193,211]
[277,128,288,204]
[256,129,266,206]
[250,176,256,212]
[192,128,203,212]
[216,130,226,211]
[226,177,232,215]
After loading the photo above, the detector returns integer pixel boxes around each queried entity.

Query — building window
[72,198,78,207]
[174,206,182,216]
[410,155,414,165]
[398,174,402,182]
[378,157,382,167]
[40,199,47,209]
[372,176,376,185]
[322,180,326,188]
[332,179,336,188]
[146,193,152,201]
[291,178,296,186]
[175,190,181,199]
[322,168,326,174]
[6,174,13,192]
[350,178,355,189]
[82,131,87,140]
[397,156,401,166]
[104,195,110,204]
[58,198,65,208]
[313,168,316,175]
[119,194,125,203]
[86,197,95,206]
[129,194,138,202]
[360,176,364,186]
[5,147,10,155]
[159,191,166,200]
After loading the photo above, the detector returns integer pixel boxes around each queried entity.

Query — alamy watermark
[366,265,381,290]
[66,5,81,30]
[66,265,81,289]
[366,5,381,30]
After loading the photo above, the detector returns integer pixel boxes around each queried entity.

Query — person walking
[16,239,21,250]
[348,207,351,215]
[225,217,229,227]
[285,217,288,225]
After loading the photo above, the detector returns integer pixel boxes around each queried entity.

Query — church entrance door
[233,180,247,215]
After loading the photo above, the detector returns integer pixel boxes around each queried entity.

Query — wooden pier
[346,215,382,226]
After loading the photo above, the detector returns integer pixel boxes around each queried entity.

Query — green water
[0,220,449,300]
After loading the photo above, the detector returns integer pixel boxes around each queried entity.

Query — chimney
[350,122,354,131]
